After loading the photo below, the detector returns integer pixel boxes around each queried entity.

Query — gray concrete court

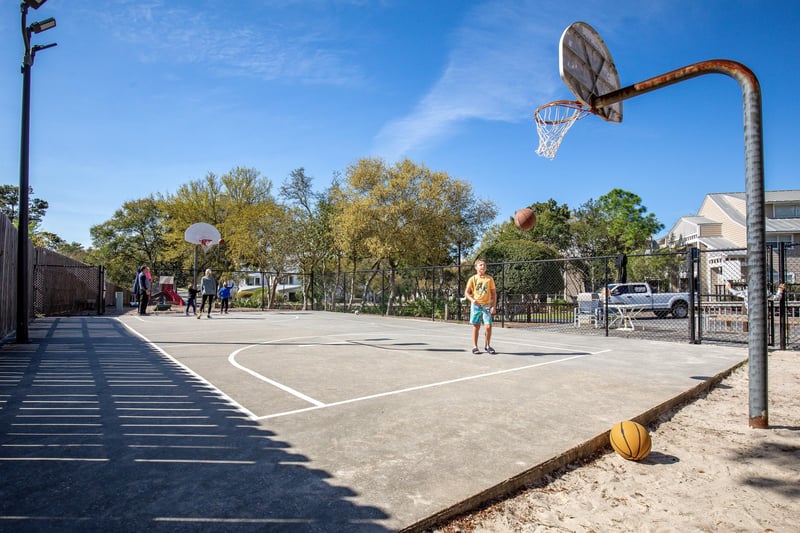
[0,311,748,531]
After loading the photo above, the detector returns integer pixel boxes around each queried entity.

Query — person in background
[198,269,217,319]
[726,281,786,312]
[185,283,198,316]
[218,280,233,315]
[137,266,151,316]
[132,266,142,305]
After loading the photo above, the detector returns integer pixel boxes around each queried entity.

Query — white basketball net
[534,100,591,160]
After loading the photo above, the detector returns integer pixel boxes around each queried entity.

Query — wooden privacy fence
[1,215,123,341]
[0,214,32,341]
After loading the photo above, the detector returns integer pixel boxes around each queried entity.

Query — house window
[766,235,794,250]
[773,204,800,218]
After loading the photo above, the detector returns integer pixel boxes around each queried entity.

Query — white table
[604,304,648,330]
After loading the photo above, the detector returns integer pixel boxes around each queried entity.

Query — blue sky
[1,0,798,248]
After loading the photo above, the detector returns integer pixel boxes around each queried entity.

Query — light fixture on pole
[16,0,56,343]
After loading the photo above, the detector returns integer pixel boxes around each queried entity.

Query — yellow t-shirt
[467,274,496,306]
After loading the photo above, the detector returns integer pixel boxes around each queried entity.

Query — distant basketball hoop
[185,223,221,253]
[185,222,222,286]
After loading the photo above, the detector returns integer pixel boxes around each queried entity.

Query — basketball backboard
[559,21,622,122]
[184,222,221,251]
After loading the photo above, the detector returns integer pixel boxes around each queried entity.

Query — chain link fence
[311,248,799,349]
[697,244,798,348]
[141,247,799,349]
[33,264,105,316]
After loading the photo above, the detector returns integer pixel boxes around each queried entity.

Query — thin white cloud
[102,0,364,86]
[373,1,564,160]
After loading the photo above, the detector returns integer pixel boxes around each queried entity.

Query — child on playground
[465,258,497,354]
[185,283,198,316]
[218,280,232,314]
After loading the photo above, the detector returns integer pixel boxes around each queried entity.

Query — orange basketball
[609,420,651,461]
[514,208,537,231]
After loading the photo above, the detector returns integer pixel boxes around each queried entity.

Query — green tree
[159,171,230,276]
[568,189,663,290]
[571,189,662,257]
[159,167,280,285]
[570,198,608,258]
[627,251,684,289]
[595,188,663,253]
[479,240,563,297]
[0,184,49,229]
[491,199,572,253]
[279,168,336,309]
[90,197,165,287]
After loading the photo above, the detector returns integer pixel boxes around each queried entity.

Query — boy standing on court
[465,258,497,354]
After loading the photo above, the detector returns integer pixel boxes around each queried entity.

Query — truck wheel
[654,310,669,319]
[671,302,688,319]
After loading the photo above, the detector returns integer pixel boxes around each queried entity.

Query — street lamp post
[16,0,56,343]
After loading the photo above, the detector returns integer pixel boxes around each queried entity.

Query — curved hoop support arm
[595,59,768,428]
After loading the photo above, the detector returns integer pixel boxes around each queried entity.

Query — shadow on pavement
[0,317,389,532]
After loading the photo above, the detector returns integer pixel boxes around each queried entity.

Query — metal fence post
[778,243,787,350]
[602,260,609,336]
[687,247,698,344]
[97,265,104,315]
[500,262,505,328]
[432,266,436,321]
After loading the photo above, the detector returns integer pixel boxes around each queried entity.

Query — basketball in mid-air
[514,208,537,231]
[609,420,651,461]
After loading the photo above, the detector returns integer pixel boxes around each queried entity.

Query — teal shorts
[470,303,493,325]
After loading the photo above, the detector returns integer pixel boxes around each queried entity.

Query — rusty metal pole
[593,60,768,428]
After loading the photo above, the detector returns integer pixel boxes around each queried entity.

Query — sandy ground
[432,350,800,533]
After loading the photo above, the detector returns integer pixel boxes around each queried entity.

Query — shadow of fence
[0,317,389,531]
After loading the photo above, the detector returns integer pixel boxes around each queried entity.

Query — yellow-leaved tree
[332,158,496,315]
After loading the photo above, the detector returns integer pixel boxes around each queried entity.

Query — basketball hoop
[199,239,214,253]
[533,100,593,159]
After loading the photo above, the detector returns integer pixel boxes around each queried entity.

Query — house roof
[664,215,720,239]
[709,190,800,203]
[681,216,718,225]
[697,237,742,250]
[704,191,800,233]
[705,193,746,226]
[766,218,800,232]
[661,189,800,249]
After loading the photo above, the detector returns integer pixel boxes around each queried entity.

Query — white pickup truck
[600,282,691,319]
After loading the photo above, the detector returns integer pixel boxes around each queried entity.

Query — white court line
[226,331,610,419]
[228,345,325,407]
[122,316,610,422]
[116,319,260,421]
[255,350,609,420]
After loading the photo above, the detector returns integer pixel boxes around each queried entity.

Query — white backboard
[559,22,622,122]
[184,222,221,245]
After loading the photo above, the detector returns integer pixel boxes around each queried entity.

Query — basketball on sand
[609,420,652,461]
[514,208,537,231]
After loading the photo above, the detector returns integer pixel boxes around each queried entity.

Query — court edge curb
[404,358,748,533]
